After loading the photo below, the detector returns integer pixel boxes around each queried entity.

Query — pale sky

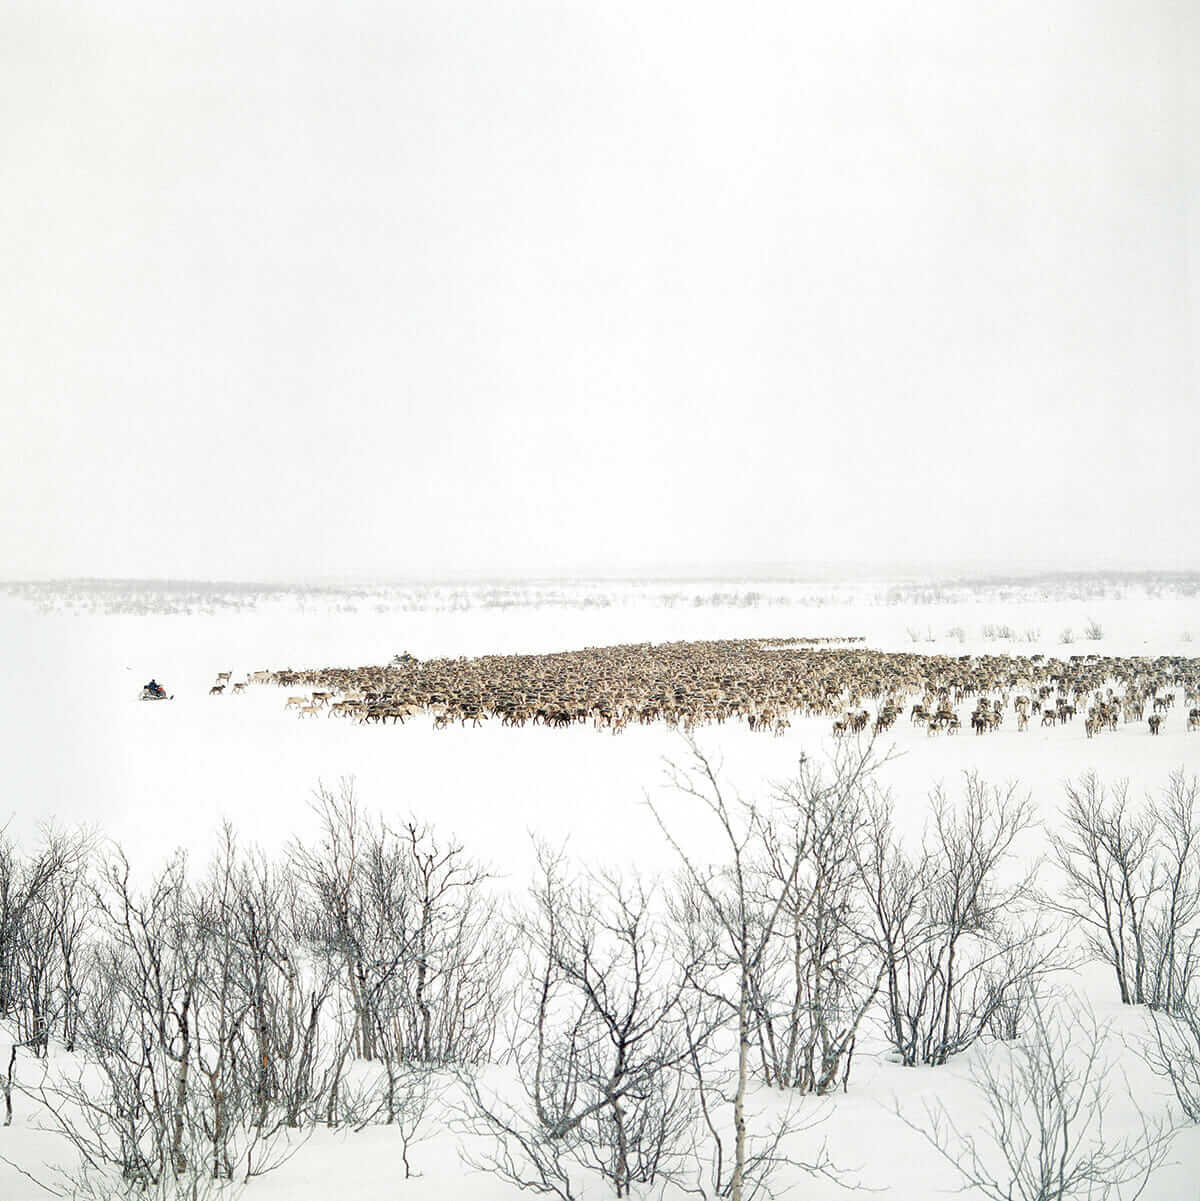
[3,0,1197,580]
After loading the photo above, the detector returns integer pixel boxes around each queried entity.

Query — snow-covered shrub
[901,994,1174,1201]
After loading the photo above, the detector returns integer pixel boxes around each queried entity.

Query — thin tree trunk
[732,978,749,1201]
[172,998,192,1175]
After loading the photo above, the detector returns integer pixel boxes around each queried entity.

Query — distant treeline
[5,571,1200,618]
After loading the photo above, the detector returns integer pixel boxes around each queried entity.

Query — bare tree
[1047,770,1200,1011]
[24,851,213,1192]
[391,817,510,1067]
[1047,773,1155,1006]
[898,992,1175,1201]
[458,844,704,1199]
[1145,988,1200,1123]
[191,827,254,1181]
[752,745,884,1094]
[1,1042,15,1128]
[0,825,93,1056]
[289,781,407,1066]
[649,737,844,1201]
[0,791,505,1196]
[1144,771,1200,1013]
[862,775,1057,1066]
[18,842,305,1199]
[290,781,508,1073]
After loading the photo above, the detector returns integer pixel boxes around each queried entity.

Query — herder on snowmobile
[140,679,170,700]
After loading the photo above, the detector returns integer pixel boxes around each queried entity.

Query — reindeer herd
[205,638,1200,742]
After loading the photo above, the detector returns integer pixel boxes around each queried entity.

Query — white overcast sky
[3,0,1197,580]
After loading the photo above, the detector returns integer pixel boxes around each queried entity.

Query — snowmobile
[140,680,172,701]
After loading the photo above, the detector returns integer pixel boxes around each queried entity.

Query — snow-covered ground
[1,576,1199,1200]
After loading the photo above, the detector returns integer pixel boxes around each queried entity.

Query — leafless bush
[19,849,302,1198]
[648,738,867,1199]
[290,782,510,1071]
[6,788,494,1197]
[33,1153,251,1201]
[387,1066,441,1179]
[860,775,1058,1066]
[981,624,1015,641]
[455,1068,579,1201]
[1046,770,1200,1011]
[947,626,966,644]
[457,845,703,1199]
[899,993,1175,1201]
[0,826,93,1057]
[985,975,1041,1042]
[1084,618,1104,641]
[751,745,885,1094]
[1060,627,1075,645]
[1023,627,1040,643]
[1145,988,1200,1123]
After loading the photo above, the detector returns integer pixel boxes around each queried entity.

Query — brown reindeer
[257,638,1200,748]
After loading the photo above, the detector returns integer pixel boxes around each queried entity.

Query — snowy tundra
[0,576,1198,1201]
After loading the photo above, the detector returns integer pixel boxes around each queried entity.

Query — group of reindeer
[896,686,1196,739]
[206,669,270,696]
[228,639,1200,742]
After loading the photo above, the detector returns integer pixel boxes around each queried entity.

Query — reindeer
[258,638,1200,748]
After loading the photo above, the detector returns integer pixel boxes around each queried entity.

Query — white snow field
[1,576,1199,1201]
